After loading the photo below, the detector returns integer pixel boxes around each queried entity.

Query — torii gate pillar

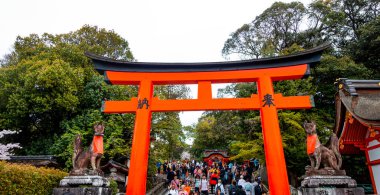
[258,76,289,194]
[126,80,153,194]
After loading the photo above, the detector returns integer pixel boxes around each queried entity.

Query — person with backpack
[229,180,237,195]
[214,179,225,195]
[243,178,253,195]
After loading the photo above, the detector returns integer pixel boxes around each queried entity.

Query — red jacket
[210,173,218,185]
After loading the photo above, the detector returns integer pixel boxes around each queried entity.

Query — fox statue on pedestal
[303,121,342,171]
[70,122,105,176]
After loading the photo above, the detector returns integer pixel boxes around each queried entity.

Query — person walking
[228,180,238,195]
[251,178,259,195]
[227,169,233,185]
[171,175,180,190]
[200,175,209,195]
[167,168,175,187]
[194,166,202,178]
[243,177,253,195]
[236,185,247,195]
[253,180,263,195]
[179,185,189,195]
[157,161,162,174]
[190,164,195,177]
[209,171,218,194]
[168,183,179,195]
[214,179,225,195]
[164,162,168,174]
[237,175,245,187]
[194,175,201,194]
[246,163,253,182]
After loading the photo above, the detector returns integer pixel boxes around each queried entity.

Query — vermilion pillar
[257,76,290,195]
[126,80,153,195]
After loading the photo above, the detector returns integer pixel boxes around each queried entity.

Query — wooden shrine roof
[203,149,229,158]
[334,79,380,154]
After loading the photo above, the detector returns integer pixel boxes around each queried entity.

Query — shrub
[109,179,118,195]
[0,161,68,194]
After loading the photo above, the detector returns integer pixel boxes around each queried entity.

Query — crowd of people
[157,159,267,195]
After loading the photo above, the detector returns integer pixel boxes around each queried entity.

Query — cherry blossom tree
[0,130,21,160]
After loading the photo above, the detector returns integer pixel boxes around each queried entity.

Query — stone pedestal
[301,188,364,195]
[53,176,112,195]
[59,176,110,187]
[53,187,112,195]
[300,175,364,195]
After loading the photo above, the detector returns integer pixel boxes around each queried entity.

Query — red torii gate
[86,44,328,195]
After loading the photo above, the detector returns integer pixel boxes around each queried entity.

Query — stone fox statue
[71,122,105,175]
[303,121,342,170]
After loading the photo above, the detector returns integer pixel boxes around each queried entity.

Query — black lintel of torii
[85,43,330,74]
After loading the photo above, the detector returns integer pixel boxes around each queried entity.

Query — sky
[0,0,312,126]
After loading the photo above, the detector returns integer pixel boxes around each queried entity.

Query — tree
[151,112,187,161]
[222,2,306,58]
[337,0,379,40]
[0,25,136,157]
[351,16,380,75]
[254,1,306,52]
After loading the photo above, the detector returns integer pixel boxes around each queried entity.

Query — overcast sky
[0,0,312,126]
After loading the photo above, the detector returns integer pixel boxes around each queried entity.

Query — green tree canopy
[0,25,136,161]
[192,0,378,186]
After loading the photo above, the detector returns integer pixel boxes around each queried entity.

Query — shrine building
[334,78,380,194]
[202,149,230,166]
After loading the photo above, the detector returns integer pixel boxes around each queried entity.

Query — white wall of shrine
[373,164,380,194]
[367,139,380,194]
[368,139,380,147]
[368,147,380,161]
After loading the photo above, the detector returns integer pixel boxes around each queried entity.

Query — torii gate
[86,43,329,195]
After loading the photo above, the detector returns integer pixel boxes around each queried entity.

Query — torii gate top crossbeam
[86,43,329,75]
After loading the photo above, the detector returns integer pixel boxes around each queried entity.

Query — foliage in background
[109,179,119,195]
[146,152,158,190]
[150,85,190,162]
[0,161,67,194]
[350,16,380,76]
